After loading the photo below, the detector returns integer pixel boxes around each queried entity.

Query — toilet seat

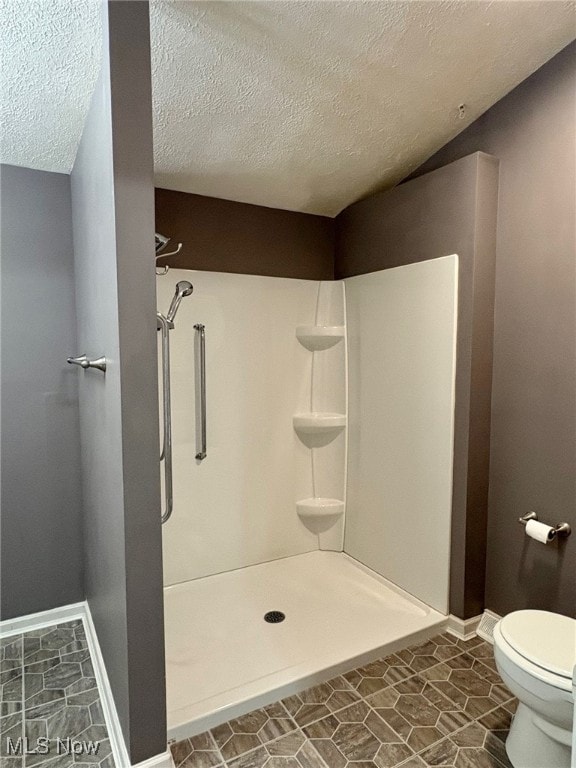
[499,610,576,680]
[495,611,576,694]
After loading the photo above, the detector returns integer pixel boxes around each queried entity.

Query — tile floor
[0,620,115,768]
[170,633,516,768]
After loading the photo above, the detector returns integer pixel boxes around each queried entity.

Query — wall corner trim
[445,613,483,641]
[0,602,156,768]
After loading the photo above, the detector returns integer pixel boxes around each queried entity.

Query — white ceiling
[1,2,574,216]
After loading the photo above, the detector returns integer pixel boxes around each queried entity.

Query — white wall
[344,256,458,613]
[159,270,322,586]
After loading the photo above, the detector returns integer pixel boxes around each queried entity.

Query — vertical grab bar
[194,323,207,460]
[157,313,173,523]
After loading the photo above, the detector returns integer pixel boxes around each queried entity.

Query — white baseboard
[0,602,170,768]
[81,603,131,768]
[0,602,86,637]
[133,751,175,768]
[445,613,483,640]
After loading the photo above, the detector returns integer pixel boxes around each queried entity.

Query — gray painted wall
[71,1,165,762]
[410,42,576,618]
[336,153,499,620]
[0,164,83,619]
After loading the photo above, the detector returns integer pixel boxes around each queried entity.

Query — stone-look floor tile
[371,707,412,740]
[3,624,114,768]
[213,632,511,768]
[46,705,91,740]
[98,755,116,768]
[25,691,66,721]
[180,750,222,768]
[258,716,296,743]
[309,738,346,768]
[301,716,338,741]
[265,731,305,756]
[0,719,23,757]
[298,686,333,706]
[0,758,23,768]
[43,664,82,691]
[421,683,457,712]
[419,737,458,766]
[394,677,426,696]
[482,730,513,767]
[444,655,475,671]
[333,700,370,723]
[453,746,504,768]
[219,734,261,761]
[406,725,444,752]
[1,637,23,661]
[420,663,453,683]
[1,701,23,717]
[395,695,439,727]
[264,758,299,768]
[40,630,75,652]
[397,757,426,767]
[365,710,403,745]
[450,722,486,748]
[225,746,268,768]
[365,688,399,709]
[478,707,512,733]
[435,709,472,736]
[332,721,381,761]
[374,741,413,768]
[292,705,330,728]
[293,740,328,768]
[229,711,267,734]
[357,677,390,697]
[428,681,467,709]
[2,677,24,702]
[80,661,94,679]
[448,669,491,698]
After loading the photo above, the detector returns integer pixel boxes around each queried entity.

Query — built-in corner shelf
[296,498,345,521]
[293,412,346,434]
[296,326,345,351]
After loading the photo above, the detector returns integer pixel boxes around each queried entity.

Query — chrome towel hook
[67,354,107,373]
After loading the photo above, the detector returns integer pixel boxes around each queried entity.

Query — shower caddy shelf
[296,325,344,351]
[296,498,345,520]
[293,412,346,434]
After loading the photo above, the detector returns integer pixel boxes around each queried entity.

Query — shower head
[166,280,193,323]
[155,233,170,254]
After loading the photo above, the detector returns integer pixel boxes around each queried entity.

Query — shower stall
[156,256,459,742]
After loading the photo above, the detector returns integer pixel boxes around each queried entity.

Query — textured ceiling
[1,1,574,216]
[0,0,102,176]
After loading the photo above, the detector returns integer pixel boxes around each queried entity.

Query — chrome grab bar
[157,312,173,524]
[194,323,207,460]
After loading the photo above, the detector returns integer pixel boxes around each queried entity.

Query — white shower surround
[345,255,459,614]
[158,270,346,587]
[160,257,459,738]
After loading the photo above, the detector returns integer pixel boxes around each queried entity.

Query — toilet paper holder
[518,512,571,539]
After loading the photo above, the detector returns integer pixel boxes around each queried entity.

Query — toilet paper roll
[525,519,554,543]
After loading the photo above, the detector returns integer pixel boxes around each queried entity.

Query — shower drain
[264,611,286,624]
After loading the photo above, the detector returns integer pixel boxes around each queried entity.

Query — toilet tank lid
[500,610,576,679]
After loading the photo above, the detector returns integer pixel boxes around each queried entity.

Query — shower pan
[159,260,458,742]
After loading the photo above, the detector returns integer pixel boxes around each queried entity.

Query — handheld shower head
[166,280,193,323]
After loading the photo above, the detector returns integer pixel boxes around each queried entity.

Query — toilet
[493,610,576,768]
